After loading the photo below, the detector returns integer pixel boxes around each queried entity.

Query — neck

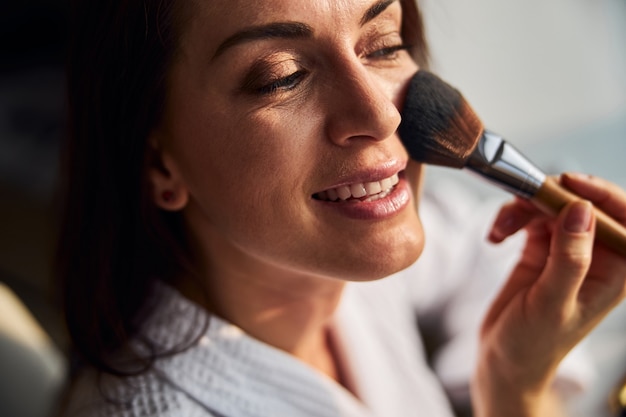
[178,252,347,382]
[178,205,353,385]
[216,271,345,356]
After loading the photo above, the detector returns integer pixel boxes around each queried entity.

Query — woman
[57,0,626,415]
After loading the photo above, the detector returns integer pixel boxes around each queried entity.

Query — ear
[146,134,189,211]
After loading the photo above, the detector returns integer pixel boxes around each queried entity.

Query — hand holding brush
[399,70,626,258]
[399,70,626,416]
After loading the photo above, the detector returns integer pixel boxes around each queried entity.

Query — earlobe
[147,136,189,211]
[154,187,187,211]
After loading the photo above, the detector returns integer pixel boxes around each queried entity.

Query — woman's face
[154,0,424,282]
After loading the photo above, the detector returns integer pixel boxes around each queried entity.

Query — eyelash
[253,43,411,96]
[256,70,308,95]
[365,43,411,60]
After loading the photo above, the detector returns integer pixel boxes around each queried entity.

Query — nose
[324,61,402,146]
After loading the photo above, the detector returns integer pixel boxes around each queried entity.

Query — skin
[147,0,626,414]
[149,0,423,381]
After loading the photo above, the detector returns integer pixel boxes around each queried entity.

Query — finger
[560,173,626,258]
[531,200,595,309]
[561,173,626,224]
[489,197,538,243]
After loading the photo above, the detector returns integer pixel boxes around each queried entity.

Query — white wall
[420,0,626,143]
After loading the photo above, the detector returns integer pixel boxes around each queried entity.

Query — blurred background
[0,0,624,416]
[0,1,68,416]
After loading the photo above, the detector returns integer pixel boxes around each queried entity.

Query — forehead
[194,0,380,24]
[180,0,400,55]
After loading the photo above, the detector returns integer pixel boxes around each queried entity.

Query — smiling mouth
[314,173,400,202]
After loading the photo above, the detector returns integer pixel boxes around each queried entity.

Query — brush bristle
[399,71,483,168]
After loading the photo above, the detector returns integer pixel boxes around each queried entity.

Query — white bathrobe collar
[143,282,454,417]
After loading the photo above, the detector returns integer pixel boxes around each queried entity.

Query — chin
[360,242,424,281]
[334,224,426,282]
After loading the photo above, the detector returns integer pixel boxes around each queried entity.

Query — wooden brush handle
[532,177,626,258]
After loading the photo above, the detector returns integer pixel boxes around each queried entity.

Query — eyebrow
[213,22,313,59]
[212,0,399,59]
[360,0,398,26]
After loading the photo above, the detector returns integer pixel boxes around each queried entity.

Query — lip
[313,159,407,194]
[312,160,412,221]
[314,174,411,220]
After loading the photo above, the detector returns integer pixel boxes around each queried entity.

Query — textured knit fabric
[63,182,592,417]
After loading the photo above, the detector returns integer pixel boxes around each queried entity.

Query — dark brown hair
[56,0,429,377]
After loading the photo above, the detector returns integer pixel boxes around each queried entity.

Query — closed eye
[366,43,411,60]
[256,70,308,95]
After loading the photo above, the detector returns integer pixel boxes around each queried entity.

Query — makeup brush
[399,70,626,257]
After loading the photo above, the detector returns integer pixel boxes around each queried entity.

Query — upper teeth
[316,173,399,202]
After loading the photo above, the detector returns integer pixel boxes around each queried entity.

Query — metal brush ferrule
[465,131,546,199]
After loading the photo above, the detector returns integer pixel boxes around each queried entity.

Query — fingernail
[563,172,593,182]
[564,201,593,233]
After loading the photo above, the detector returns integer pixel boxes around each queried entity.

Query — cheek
[216,110,316,196]
[173,101,321,230]
[380,58,419,109]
